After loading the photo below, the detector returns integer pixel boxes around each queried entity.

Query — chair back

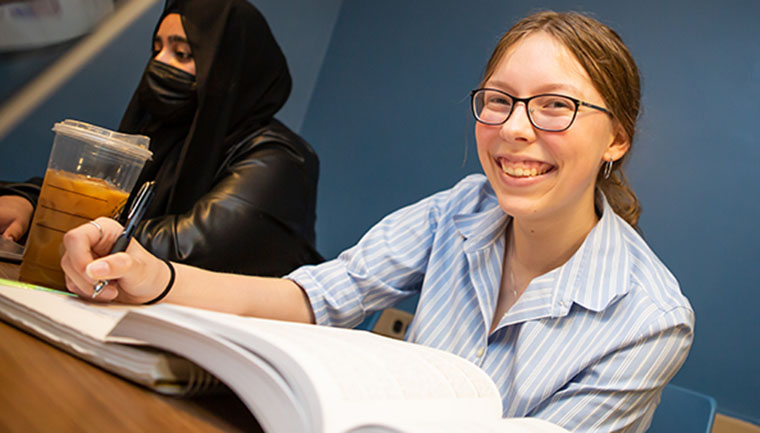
[649,383,717,433]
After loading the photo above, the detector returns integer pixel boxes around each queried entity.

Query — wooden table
[0,260,263,433]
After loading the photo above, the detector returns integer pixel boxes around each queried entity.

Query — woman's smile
[496,156,555,179]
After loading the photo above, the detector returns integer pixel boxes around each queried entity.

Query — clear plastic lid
[52,119,152,161]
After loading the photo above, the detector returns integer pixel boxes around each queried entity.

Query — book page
[109,306,312,433]
[0,281,132,341]
[348,417,569,433]
[130,305,503,433]
[0,281,212,394]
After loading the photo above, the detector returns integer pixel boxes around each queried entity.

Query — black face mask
[137,59,198,123]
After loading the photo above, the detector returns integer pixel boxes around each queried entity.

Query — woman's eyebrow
[483,80,582,96]
[167,35,189,44]
[535,83,582,95]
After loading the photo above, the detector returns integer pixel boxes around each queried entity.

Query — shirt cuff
[284,261,366,328]
[285,265,332,326]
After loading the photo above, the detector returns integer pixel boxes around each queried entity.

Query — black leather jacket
[0,180,41,209]
[2,120,322,277]
[135,119,323,276]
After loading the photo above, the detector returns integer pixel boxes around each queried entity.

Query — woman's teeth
[500,161,549,178]
[504,166,538,177]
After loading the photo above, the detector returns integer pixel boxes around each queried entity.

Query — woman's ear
[604,123,630,162]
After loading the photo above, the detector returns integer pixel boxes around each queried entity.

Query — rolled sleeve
[286,259,367,327]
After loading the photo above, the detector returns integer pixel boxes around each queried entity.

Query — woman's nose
[153,47,173,65]
[499,102,535,142]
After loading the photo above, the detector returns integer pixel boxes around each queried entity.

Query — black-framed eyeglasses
[470,88,612,132]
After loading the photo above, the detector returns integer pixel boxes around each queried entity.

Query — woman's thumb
[2,221,24,242]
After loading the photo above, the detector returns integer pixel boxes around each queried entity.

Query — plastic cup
[19,119,152,290]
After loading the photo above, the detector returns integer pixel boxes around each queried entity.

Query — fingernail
[86,261,110,278]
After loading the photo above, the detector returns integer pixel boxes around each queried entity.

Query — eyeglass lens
[472,89,577,131]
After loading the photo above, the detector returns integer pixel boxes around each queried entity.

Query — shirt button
[476,347,485,357]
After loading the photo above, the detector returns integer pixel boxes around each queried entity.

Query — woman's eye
[542,98,574,110]
[175,49,193,62]
[487,96,511,107]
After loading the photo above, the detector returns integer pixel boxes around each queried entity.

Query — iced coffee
[18,120,151,290]
[19,170,130,289]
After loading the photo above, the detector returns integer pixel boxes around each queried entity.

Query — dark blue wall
[301,0,759,423]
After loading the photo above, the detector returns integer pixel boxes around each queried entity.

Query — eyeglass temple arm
[579,100,612,115]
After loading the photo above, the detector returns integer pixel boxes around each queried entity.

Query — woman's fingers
[85,252,133,281]
[64,273,88,298]
[2,220,25,242]
[89,217,126,256]
[91,283,121,302]
[84,253,134,302]
[61,218,167,304]
[64,272,120,302]
[61,218,125,298]
[111,240,166,303]
[0,195,34,240]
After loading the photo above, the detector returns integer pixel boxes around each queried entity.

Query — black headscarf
[119,0,292,215]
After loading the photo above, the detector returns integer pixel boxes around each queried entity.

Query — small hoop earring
[603,159,614,179]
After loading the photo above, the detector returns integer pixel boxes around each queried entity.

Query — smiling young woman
[474,30,633,322]
[60,10,693,432]
[482,11,642,229]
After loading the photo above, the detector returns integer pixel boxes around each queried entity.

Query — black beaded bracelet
[143,258,175,305]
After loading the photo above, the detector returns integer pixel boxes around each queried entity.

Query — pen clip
[126,181,153,221]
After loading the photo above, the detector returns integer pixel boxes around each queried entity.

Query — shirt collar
[452,191,510,253]
[554,193,632,312]
[453,188,632,316]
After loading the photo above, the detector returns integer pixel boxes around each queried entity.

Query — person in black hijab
[1,0,323,276]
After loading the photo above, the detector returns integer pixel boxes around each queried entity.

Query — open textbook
[0,279,568,433]
[0,279,217,395]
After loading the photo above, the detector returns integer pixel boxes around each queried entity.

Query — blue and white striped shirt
[288,174,694,432]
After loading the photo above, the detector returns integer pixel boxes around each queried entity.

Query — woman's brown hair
[482,11,642,227]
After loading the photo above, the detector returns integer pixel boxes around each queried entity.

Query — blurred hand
[0,195,34,241]
[60,217,170,303]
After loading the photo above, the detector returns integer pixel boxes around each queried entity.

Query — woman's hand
[60,217,171,304]
[0,195,34,241]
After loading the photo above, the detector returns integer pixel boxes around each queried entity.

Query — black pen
[91,181,155,299]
